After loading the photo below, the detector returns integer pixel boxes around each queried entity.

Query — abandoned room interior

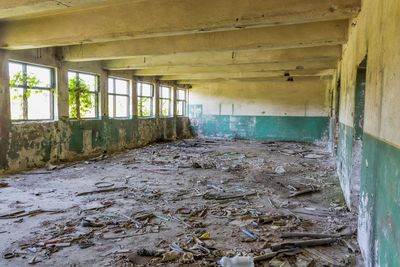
[0,0,398,266]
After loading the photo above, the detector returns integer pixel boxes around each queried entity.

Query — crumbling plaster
[335,0,400,266]
[0,48,192,174]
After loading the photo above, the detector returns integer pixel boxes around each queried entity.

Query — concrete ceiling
[0,0,362,85]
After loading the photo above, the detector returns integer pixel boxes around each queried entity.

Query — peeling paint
[1,117,192,174]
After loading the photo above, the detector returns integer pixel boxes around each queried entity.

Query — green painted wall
[336,123,354,207]
[3,117,192,173]
[360,133,400,267]
[189,106,329,142]
[354,67,366,140]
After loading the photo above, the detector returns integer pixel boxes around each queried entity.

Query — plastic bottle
[218,256,255,267]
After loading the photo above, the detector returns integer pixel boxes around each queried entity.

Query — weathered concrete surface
[0,48,192,174]
[335,0,400,265]
[189,80,331,142]
[0,0,126,19]
[0,0,360,49]
[3,117,192,174]
[103,45,343,70]
[61,20,348,62]
[0,50,10,170]
[0,139,360,266]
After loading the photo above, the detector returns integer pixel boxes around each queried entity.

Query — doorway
[351,57,367,210]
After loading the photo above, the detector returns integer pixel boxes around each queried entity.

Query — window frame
[9,61,56,122]
[137,82,154,117]
[68,70,100,120]
[176,88,188,117]
[108,77,131,119]
[159,85,172,117]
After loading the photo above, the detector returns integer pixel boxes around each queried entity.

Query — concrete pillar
[131,78,138,117]
[56,62,69,120]
[100,70,108,118]
[173,83,178,118]
[154,79,160,118]
[172,83,178,139]
[0,49,10,170]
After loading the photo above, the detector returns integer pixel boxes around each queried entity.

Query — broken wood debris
[76,186,128,196]
[271,238,336,251]
[0,209,64,219]
[288,187,320,198]
[280,231,350,239]
[203,191,257,200]
[0,139,359,266]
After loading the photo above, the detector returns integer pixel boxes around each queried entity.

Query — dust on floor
[0,139,360,266]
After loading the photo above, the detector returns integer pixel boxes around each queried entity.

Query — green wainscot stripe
[361,133,400,267]
[336,122,354,207]
[190,115,329,142]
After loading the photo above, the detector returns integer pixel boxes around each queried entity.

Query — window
[108,77,130,118]
[176,89,187,116]
[137,82,154,117]
[160,86,172,117]
[68,71,99,119]
[9,61,55,121]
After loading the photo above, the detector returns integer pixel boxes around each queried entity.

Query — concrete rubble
[0,139,361,266]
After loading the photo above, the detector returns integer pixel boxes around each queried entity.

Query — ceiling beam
[177,76,330,85]
[159,69,335,81]
[0,0,360,49]
[103,45,342,70]
[0,0,128,20]
[133,60,337,76]
[62,20,348,61]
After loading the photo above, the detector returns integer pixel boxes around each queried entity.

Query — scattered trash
[304,153,324,159]
[161,251,181,262]
[274,166,286,174]
[0,139,359,266]
[240,229,257,240]
[198,232,210,240]
[219,255,254,267]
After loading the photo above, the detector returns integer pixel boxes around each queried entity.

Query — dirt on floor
[0,139,361,266]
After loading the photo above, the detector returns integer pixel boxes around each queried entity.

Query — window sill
[67,118,101,122]
[11,120,56,125]
[138,117,156,120]
[109,117,131,120]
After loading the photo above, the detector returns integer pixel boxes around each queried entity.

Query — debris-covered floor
[0,139,361,266]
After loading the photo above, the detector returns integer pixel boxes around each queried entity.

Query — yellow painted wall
[336,1,400,265]
[190,80,330,117]
[339,0,400,146]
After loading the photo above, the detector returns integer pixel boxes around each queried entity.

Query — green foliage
[161,99,170,117]
[9,71,41,101]
[138,97,152,117]
[68,77,94,119]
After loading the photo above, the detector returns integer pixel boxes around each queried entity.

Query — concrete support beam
[131,79,138,117]
[154,80,160,118]
[56,62,69,119]
[133,60,337,76]
[103,45,342,70]
[0,49,10,170]
[160,69,335,81]
[100,72,108,118]
[62,20,348,61]
[172,84,178,118]
[0,0,360,49]
[0,0,126,20]
[177,76,330,85]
